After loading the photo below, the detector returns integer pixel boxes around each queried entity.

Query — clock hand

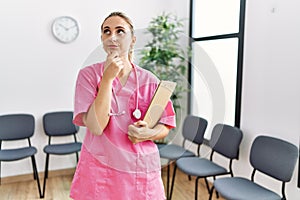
[66,25,77,30]
[58,23,68,30]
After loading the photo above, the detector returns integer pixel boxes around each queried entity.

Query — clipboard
[143,80,177,128]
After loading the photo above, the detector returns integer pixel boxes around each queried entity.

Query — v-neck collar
[112,63,137,94]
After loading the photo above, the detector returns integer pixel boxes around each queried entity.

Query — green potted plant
[139,12,190,143]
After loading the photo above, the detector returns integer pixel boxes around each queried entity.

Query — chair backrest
[182,115,207,145]
[209,124,243,159]
[250,135,298,182]
[43,111,79,137]
[0,114,35,141]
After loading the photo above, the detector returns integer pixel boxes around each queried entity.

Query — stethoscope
[108,64,142,120]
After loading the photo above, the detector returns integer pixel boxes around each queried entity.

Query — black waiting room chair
[0,114,42,198]
[172,123,243,200]
[158,115,208,199]
[42,111,82,197]
[212,135,298,200]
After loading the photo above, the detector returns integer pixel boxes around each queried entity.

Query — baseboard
[0,168,75,184]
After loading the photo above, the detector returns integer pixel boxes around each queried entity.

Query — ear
[131,36,136,46]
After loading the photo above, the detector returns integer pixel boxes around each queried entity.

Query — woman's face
[101,16,135,58]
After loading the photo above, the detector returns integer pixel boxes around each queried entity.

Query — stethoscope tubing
[109,64,141,119]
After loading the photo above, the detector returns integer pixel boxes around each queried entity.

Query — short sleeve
[159,99,176,129]
[73,66,100,126]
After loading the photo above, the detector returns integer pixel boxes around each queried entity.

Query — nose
[110,34,117,42]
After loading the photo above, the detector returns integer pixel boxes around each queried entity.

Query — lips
[108,44,119,48]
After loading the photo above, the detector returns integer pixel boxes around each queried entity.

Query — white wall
[0,0,189,177]
[237,0,300,199]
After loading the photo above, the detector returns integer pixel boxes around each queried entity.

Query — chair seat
[159,144,195,160]
[43,142,82,155]
[176,157,227,177]
[214,177,281,200]
[0,147,37,161]
[156,143,166,150]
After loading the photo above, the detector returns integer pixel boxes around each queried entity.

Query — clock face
[52,16,79,43]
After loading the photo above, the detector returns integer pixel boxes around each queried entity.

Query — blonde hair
[101,12,135,62]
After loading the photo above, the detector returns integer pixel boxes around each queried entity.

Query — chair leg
[0,161,1,185]
[76,152,79,163]
[166,163,170,200]
[31,156,43,198]
[215,190,219,198]
[195,177,200,200]
[208,185,215,200]
[204,178,210,194]
[169,164,177,200]
[43,153,50,197]
[33,164,37,180]
[44,154,49,179]
[213,176,219,198]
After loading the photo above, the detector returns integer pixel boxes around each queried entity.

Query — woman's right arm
[82,78,113,135]
[82,52,123,135]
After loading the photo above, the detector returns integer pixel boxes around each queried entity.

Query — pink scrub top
[70,62,176,200]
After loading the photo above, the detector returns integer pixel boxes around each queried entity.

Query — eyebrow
[103,26,125,30]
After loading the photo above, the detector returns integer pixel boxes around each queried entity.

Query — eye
[117,29,125,34]
[103,29,111,35]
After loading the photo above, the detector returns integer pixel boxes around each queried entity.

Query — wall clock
[52,16,79,43]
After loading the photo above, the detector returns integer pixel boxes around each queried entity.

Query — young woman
[70,12,176,200]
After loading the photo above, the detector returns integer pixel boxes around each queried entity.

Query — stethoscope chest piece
[133,108,141,120]
[110,64,142,120]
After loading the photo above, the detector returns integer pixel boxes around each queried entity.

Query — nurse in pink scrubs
[70,12,176,200]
